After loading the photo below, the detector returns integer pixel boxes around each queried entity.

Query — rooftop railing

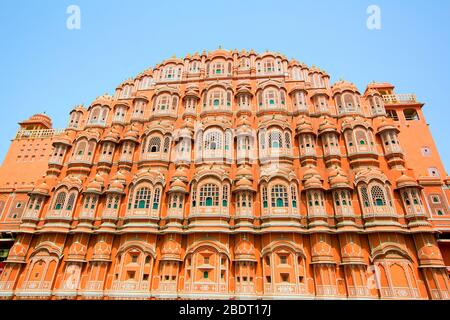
[15,128,65,140]
[382,94,417,104]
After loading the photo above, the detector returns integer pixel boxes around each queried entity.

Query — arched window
[163,137,170,153]
[54,192,67,210]
[371,185,386,206]
[285,132,291,149]
[153,188,161,210]
[89,107,101,124]
[148,136,161,153]
[156,94,170,111]
[222,185,229,207]
[262,186,268,208]
[75,140,87,156]
[355,129,368,146]
[269,131,282,148]
[271,185,288,207]
[361,187,370,207]
[134,187,151,209]
[264,89,278,106]
[171,96,178,110]
[66,192,76,211]
[106,194,120,210]
[204,130,222,150]
[291,185,298,208]
[199,184,219,207]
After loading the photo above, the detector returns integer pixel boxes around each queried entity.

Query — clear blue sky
[0,0,449,172]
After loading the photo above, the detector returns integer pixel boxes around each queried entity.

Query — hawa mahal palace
[0,49,449,300]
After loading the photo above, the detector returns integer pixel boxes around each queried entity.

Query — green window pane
[276,198,284,207]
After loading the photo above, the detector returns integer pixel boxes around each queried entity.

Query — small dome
[236,165,252,178]
[31,181,51,196]
[173,167,188,181]
[303,166,320,180]
[103,127,121,142]
[107,179,125,193]
[396,173,419,189]
[329,172,352,189]
[318,119,338,135]
[169,179,188,193]
[20,113,52,129]
[123,126,139,142]
[112,170,127,183]
[234,177,255,192]
[86,175,104,194]
[53,132,72,146]
[331,80,359,94]
[376,118,398,134]
[304,176,323,190]
[296,119,314,135]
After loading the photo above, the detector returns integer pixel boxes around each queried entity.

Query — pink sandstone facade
[0,49,449,300]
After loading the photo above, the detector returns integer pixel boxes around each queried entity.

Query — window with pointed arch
[133,187,152,209]
[113,105,127,122]
[369,95,385,116]
[270,185,289,208]
[306,190,326,216]
[106,194,121,211]
[201,128,227,160]
[333,190,354,216]
[373,256,420,299]
[120,85,133,99]
[257,58,277,74]
[139,76,153,90]
[239,57,250,70]
[72,139,96,162]
[344,127,374,154]
[161,65,180,80]
[358,181,394,214]
[22,250,60,290]
[69,111,83,129]
[211,60,225,76]
[292,90,307,112]
[260,128,292,157]
[81,194,98,218]
[147,136,161,153]
[100,142,115,161]
[314,95,329,113]
[199,183,220,207]
[53,191,67,211]
[184,97,196,112]
[50,188,78,217]
[268,130,282,149]
[88,105,109,125]
[132,99,146,119]
[258,87,286,109]
[113,248,154,285]
[291,67,304,81]
[401,188,425,216]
